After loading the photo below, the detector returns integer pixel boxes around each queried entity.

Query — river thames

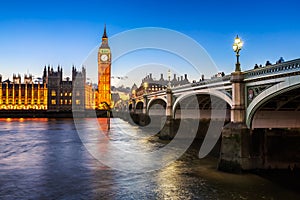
[0,118,299,199]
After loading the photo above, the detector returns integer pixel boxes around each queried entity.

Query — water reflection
[0,118,299,199]
[75,117,198,173]
[98,118,110,133]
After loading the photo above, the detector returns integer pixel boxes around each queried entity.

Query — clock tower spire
[97,25,111,110]
[102,24,107,39]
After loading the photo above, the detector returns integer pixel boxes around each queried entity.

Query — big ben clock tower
[97,25,111,109]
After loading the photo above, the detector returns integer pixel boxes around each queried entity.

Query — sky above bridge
[1,0,300,85]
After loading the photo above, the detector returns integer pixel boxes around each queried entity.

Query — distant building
[47,66,94,111]
[0,73,47,110]
[133,73,190,97]
[0,65,95,111]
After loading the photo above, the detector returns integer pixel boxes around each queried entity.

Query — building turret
[13,74,21,84]
[24,74,33,84]
[43,66,47,83]
[181,74,189,85]
[171,74,178,86]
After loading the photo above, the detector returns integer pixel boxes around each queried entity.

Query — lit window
[51,99,56,105]
[65,92,67,96]
[76,100,80,105]
[65,99,68,104]
[69,92,72,96]
[60,99,63,105]
[51,90,56,96]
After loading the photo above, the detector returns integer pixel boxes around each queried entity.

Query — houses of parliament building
[0,26,111,112]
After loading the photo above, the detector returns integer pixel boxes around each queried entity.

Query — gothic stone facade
[0,66,94,111]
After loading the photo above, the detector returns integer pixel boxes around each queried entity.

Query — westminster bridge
[117,58,300,172]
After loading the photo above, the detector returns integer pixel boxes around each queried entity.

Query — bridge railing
[191,75,231,87]
[244,58,300,80]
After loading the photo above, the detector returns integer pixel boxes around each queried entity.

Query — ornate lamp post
[218,35,253,173]
[143,82,148,94]
[232,35,243,72]
[131,89,136,98]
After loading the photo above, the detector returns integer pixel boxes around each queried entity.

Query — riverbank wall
[0,110,111,118]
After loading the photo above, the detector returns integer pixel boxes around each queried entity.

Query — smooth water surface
[0,118,299,199]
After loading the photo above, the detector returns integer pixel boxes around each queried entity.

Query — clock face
[101,54,108,62]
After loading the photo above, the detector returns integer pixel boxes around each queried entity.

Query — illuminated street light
[132,89,136,98]
[232,35,243,72]
[143,82,148,94]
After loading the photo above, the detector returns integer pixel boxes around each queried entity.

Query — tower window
[51,90,56,96]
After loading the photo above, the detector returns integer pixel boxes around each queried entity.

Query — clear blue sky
[1,0,300,83]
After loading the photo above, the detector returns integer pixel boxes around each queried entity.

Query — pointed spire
[102,24,107,39]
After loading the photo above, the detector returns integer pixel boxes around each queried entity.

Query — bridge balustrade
[191,75,231,87]
[244,58,300,79]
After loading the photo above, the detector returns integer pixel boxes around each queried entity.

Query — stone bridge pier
[218,71,253,172]
[158,87,174,140]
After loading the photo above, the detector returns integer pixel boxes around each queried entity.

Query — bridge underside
[252,87,300,128]
[135,101,144,113]
[148,99,166,116]
[145,94,231,140]
[174,94,231,120]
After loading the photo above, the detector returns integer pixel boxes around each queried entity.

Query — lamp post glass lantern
[143,82,148,94]
[232,35,243,72]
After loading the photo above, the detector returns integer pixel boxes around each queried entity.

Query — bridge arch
[147,97,167,116]
[147,97,167,111]
[246,75,300,128]
[172,89,232,118]
[128,103,133,112]
[135,101,144,113]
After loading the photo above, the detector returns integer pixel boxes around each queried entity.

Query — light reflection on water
[0,118,299,199]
